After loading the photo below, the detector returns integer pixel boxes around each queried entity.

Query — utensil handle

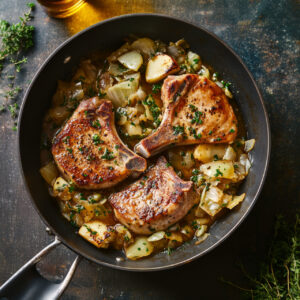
[0,236,81,300]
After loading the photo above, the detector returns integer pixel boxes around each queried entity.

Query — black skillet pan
[0,14,270,299]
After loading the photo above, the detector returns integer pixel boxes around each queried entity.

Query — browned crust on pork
[109,156,195,234]
[135,74,237,157]
[52,97,147,189]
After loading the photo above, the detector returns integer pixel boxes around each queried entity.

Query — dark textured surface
[0,1,299,299]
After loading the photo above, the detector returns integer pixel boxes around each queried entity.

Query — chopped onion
[227,193,246,209]
[195,225,207,237]
[147,231,165,242]
[244,139,256,152]
[195,233,209,245]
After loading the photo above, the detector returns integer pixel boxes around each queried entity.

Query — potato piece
[118,51,143,71]
[125,237,154,260]
[200,160,235,179]
[194,144,226,163]
[49,106,70,123]
[125,123,142,136]
[165,232,183,243]
[146,54,180,83]
[131,38,155,57]
[79,221,116,248]
[40,161,58,185]
[53,177,73,201]
[227,193,246,209]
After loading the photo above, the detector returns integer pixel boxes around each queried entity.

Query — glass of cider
[38,0,87,18]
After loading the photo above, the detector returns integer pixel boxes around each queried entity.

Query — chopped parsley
[63,136,70,144]
[84,224,97,235]
[98,90,107,98]
[191,110,203,125]
[91,119,101,129]
[143,95,161,127]
[214,168,223,177]
[66,148,73,154]
[173,125,184,135]
[92,134,101,145]
[152,83,162,94]
[101,148,115,160]
[229,128,235,133]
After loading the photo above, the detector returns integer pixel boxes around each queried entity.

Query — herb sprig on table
[0,3,35,130]
[221,214,299,299]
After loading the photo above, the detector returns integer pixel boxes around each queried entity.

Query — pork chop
[52,97,147,189]
[108,156,196,234]
[135,74,237,157]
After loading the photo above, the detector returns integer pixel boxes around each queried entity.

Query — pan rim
[17,13,271,272]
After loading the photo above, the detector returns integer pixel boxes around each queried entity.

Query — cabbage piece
[200,186,224,216]
[187,51,201,72]
[131,38,155,57]
[223,146,236,161]
[227,193,246,209]
[107,73,140,107]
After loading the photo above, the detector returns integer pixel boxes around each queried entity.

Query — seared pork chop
[135,74,237,157]
[109,156,195,234]
[52,97,147,189]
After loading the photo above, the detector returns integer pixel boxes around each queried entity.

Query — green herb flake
[101,148,115,160]
[214,168,223,177]
[173,125,184,135]
[152,83,162,94]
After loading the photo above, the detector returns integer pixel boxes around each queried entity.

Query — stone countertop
[0,1,299,299]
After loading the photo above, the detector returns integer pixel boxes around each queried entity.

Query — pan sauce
[40,37,255,260]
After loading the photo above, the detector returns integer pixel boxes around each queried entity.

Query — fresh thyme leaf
[0,3,35,126]
[221,214,300,299]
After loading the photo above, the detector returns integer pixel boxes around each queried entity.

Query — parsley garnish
[214,168,223,177]
[91,119,101,129]
[152,83,162,94]
[101,148,115,160]
[173,125,184,135]
[143,95,161,127]
[84,224,97,235]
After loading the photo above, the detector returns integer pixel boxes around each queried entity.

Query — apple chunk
[118,51,143,71]
[145,54,180,83]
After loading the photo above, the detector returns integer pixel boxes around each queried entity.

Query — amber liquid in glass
[38,0,87,18]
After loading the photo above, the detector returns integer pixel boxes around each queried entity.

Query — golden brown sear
[52,97,147,189]
[135,74,237,157]
[109,156,195,234]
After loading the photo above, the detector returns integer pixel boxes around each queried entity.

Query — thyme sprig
[0,3,35,130]
[221,214,299,299]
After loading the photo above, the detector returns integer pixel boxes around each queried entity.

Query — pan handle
[0,236,81,300]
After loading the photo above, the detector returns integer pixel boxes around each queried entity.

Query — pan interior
[18,14,270,271]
